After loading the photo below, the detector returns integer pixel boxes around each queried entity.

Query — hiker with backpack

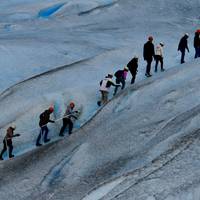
[0,125,20,160]
[113,66,129,96]
[97,74,119,106]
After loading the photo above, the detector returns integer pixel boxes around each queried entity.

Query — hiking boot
[145,73,152,77]
[44,139,50,143]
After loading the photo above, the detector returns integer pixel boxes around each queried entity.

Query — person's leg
[181,50,185,64]
[36,129,42,146]
[59,119,67,136]
[155,57,158,72]
[103,91,108,104]
[197,47,200,57]
[121,78,126,90]
[0,140,7,159]
[7,140,14,158]
[113,79,120,95]
[195,47,198,58]
[160,56,164,71]
[43,126,50,142]
[68,119,73,135]
[131,73,136,84]
[146,59,152,75]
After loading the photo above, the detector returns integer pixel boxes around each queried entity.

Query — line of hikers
[98,30,200,106]
[0,102,79,160]
[1,30,200,160]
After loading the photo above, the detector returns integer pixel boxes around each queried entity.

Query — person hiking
[155,42,165,72]
[178,33,189,64]
[194,30,200,58]
[36,106,55,146]
[127,56,139,84]
[113,66,129,96]
[0,125,20,160]
[97,74,119,106]
[143,36,155,77]
[59,102,78,136]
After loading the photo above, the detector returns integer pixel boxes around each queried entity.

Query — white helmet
[160,42,164,46]
[10,124,16,130]
[124,66,129,71]
[185,33,189,37]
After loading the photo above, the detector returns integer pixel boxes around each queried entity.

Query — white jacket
[99,78,113,92]
[155,44,163,57]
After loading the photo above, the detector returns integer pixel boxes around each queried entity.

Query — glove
[75,111,79,113]
[15,134,20,137]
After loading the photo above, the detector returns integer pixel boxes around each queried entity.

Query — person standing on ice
[59,102,78,136]
[113,66,129,96]
[127,56,139,84]
[143,36,155,77]
[97,74,119,106]
[155,42,165,72]
[194,30,200,58]
[36,106,55,146]
[0,125,20,160]
[178,33,189,64]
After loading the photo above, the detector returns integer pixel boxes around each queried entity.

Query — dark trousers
[155,55,163,71]
[180,50,185,64]
[0,139,13,158]
[59,118,73,135]
[36,126,49,145]
[146,59,152,74]
[130,71,136,84]
[195,47,200,58]
[114,78,125,95]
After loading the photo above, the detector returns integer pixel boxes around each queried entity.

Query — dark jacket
[114,70,125,79]
[194,32,200,48]
[178,35,189,52]
[143,41,155,60]
[39,110,54,127]
[127,58,138,74]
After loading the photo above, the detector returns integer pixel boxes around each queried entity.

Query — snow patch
[82,177,125,200]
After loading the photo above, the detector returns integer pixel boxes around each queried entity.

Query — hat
[185,33,189,37]
[124,66,129,71]
[148,36,153,41]
[160,42,164,46]
[70,102,75,108]
[49,106,54,113]
[10,124,16,130]
[107,73,113,78]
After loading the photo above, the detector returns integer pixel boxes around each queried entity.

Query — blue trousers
[36,126,49,145]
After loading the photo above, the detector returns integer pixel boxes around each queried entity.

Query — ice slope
[0,0,200,159]
[0,59,200,200]
[0,0,200,199]
[0,0,199,92]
